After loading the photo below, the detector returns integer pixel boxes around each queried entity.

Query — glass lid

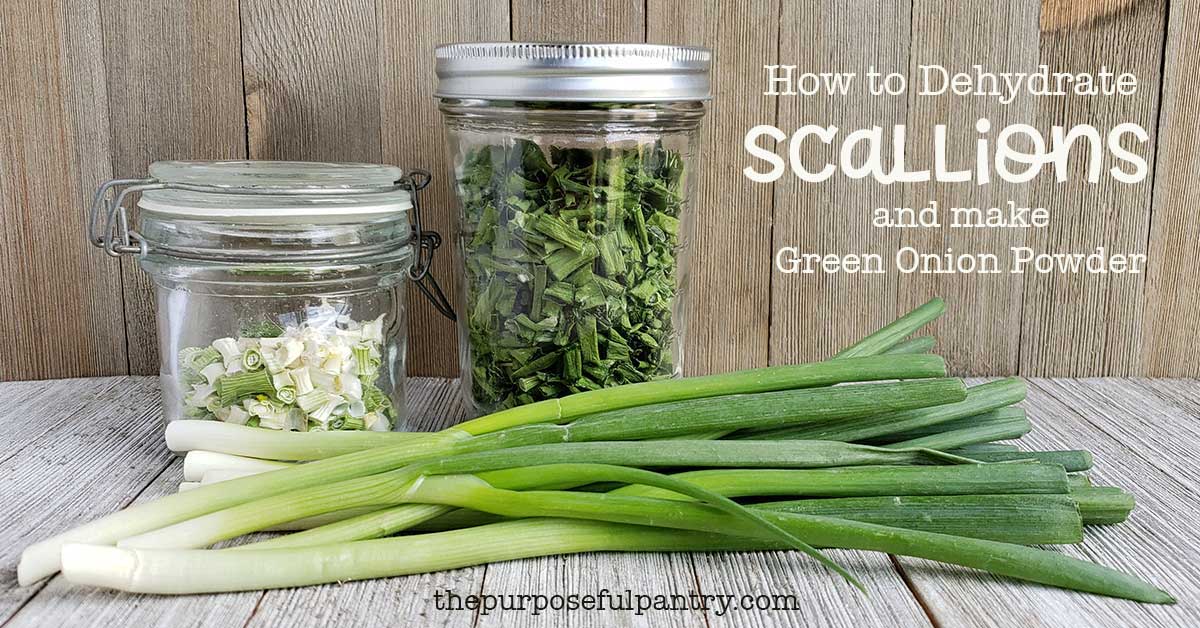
[139,160,413,221]
[149,160,406,190]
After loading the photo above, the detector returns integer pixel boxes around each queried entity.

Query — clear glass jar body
[438,100,706,414]
[137,212,413,431]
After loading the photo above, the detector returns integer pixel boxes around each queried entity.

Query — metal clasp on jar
[397,170,456,320]
[86,169,456,321]
[87,177,159,257]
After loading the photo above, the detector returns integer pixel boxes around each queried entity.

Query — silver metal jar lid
[434,42,712,103]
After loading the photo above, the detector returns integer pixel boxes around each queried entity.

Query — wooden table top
[0,376,1196,627]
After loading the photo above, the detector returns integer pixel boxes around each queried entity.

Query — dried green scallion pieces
[457,139,688,411]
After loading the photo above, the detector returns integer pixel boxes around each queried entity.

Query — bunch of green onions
[17,298,1174,604]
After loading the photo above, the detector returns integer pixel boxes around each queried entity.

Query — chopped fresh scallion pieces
[176,306,392,432]
[241,348,265,372]
[296,390,330,415]
[216,370,273,407]
[274,386,297,405]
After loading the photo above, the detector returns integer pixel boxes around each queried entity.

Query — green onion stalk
[163,298,950,468]
[1068,474,1092,488]
[833,298,945,359]
[741,377,1025,442]
[415,492,1121,543]
[882,336,936,355]
[756,495,1084,544]
[182,451,292,482]
[117,441,975,552]
[946,450,1094,472]
[1072,487,1137,525]
[882,408,1032,450]
[394,479,1087,545]
[243,461,1069,547]
[166,354,952,459]
[166,421,444,461]
[233,462,644,550]
[863,406,1026,445]
[611,463,1071,500]
[18,374,964,585]
[58,514,1173,603]
[260,464,1133,546]
[124,462,864,589]
[953,443,1022,454]
[18,432,466,585]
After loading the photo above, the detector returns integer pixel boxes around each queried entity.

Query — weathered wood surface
[1,376,1198,627]
[767,0,910,366]
[102,0,248,376]
[1019,0,1165,377]
[511,0,644,42]
[648,0,776,375]
[0,378,169,620]
[0,0,127,380]
[1141,0,1200,377]
[897,2,1039,376]
[2,0,1197,381]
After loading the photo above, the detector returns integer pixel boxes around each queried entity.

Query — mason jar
[435,43,712,414]
[87,161,453,431]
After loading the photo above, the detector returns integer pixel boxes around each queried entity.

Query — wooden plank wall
[0,0,1191,381]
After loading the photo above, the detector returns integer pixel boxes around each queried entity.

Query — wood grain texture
[1019,0,1165,377]
[478,554,702,627]
[695,550,932,628]
[101,0,248,376]
[1140,0,1200,377]
[647,0,776,374]
[0,378,123,462]
[5,461,268,628]
[241,0,380,162]
[767,0,910,365]
[377,0,509,377]
[892,377,1200,628]
[1134,378,1200,420]
[0,0,127,380]
[1034,378,1200,492]
[247,568,478,628]
[897,2,1040,376]
[0,377,166,622]
[0,378,481,627]
[511,0,644,42]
